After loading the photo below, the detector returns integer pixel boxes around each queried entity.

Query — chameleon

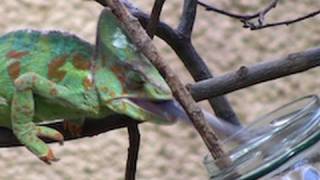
[0,8,239,164]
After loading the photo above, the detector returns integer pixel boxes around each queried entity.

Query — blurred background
[0,0,319,179]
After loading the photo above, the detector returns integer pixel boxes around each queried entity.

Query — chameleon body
[0,9,176,163]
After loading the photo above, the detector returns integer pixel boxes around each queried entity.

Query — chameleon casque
[0,8,238,164]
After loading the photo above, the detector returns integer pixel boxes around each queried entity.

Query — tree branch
[125,122,140,180]
[177,0,197,39]
[103,0,231,167]
[147,0,166,39]
[189,46,320,101]
[0,115,138,147]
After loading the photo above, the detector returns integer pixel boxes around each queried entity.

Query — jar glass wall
[204,95,320,180]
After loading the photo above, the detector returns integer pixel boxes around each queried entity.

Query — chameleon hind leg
[12,72,89,164]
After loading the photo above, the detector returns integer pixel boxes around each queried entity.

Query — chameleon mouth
[128,98,183,124]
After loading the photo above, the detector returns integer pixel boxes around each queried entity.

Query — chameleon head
[94,8,180,124]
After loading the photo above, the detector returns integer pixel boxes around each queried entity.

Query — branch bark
[103,0,230,166]
[190,46,320,101]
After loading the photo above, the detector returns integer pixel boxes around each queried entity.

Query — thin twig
[125,122,140,180]
[147,0,166,39]
[197,0,320,30]
[189,46,320,101]
[250,9,320,30]
[103,0,231,167]
[197,0,278,21]
[198,0,320,30]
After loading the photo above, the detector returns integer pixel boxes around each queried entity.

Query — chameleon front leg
[12,89,63,164]
[12,72,88,164]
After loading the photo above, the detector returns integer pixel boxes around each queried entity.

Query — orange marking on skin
[101,86,117,97]
[48,55,68,82]
[110,91,116,97]
[31,75,37,84]
[111,66,126,84]
[6,50,29,59]
[110,66,123,74]
[72,53,91,70]
[50,88,58,96]
[83,77,93,90]
[8,61,20,80]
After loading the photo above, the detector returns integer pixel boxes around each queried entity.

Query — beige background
[0,0,319,179]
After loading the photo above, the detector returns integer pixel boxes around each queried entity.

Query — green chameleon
[0,8,238,164]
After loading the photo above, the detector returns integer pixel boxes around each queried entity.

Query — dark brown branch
[147,0,166,39]
[177,0,197,39]
[125,122,140,180]
[190,46,320,101]
[0,115,139,147]
[103,0,230,167]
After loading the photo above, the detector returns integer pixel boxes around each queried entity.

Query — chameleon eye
[126,71,145,89]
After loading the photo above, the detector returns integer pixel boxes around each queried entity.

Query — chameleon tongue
[128,98,184,124]
[129,98,243,139]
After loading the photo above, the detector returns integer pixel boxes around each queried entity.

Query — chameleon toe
[39,148,59,165]
[36,126,64,145]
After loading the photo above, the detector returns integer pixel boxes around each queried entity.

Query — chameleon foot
[13,125,64,164]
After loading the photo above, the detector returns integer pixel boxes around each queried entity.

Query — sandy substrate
[0,0,319,179]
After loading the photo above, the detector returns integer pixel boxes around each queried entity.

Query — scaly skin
[0,9,175,164]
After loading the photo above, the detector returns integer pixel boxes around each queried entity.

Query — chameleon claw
[39,149,59,165]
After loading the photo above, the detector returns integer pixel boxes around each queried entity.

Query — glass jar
[204,95,320,180]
